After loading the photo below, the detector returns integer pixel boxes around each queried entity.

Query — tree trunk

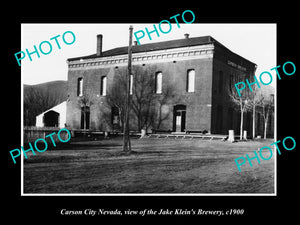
[137,114,141,132]
[84,110,86,130]
[252,105,255,139]
[156,103,163,129]
[118,108,123,131]
[240,110,244,140]
[264,110,269,139]
[264,120,268,139]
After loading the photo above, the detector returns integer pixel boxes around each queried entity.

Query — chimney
[96,34,103,56]
[184,33,189,39]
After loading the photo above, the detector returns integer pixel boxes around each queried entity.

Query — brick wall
[66,41,263,136]
[211,44,257,135]
[66,57,213,133]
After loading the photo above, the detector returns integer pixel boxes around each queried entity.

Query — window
[155,72,162,94]
[111,107,120,125]
[80,106,90,129]
[130,74,133,95]
[101,76,107,96]
[268,111,273,133]
[77,77,83,96]
[187,69,195,92]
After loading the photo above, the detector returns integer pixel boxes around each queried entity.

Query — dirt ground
[23,137,275,194]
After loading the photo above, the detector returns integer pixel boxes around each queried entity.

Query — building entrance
[44,110,59,127]
[80,106,90,129]
[173,105,186,132]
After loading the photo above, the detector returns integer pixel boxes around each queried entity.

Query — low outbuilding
[36,101,67,128]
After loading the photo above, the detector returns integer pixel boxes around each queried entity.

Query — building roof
[68,36,215,61]
[36,101,67,117]
[67,35,256,67]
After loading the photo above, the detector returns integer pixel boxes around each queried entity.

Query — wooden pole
[123,25,133,152]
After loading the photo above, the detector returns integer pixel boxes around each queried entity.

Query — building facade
[66,34,261,135]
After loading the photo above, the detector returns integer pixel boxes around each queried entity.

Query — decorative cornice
[67,44,214,69]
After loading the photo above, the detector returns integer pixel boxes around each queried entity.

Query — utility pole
[123,25,133,152]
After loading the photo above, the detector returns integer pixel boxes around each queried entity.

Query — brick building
[66,34,264,136]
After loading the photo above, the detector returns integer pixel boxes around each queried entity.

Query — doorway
[173,105,186,132]
[80,106,90,129]
[43,110,59,127]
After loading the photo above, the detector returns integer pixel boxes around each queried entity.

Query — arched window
[130,74,133,95]
[155,72,162,94]
[187,69,195,92]
[101,76,107,96]
[77,77,83,96]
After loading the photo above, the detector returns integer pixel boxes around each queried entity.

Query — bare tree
[105,72,127,131]
[76,74,95,133]
[105,65,155,132]
[131,65,156,131]
[260,94,274,139]
[105,66,154,132]
[248,88,264,139]
[228,73,252,140]
[77,93,94,130]
[104,65,176,133]
[153,84,176,130]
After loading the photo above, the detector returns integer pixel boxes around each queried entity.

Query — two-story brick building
[66,34,259,135]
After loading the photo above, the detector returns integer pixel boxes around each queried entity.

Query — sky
[21,23,276,88]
